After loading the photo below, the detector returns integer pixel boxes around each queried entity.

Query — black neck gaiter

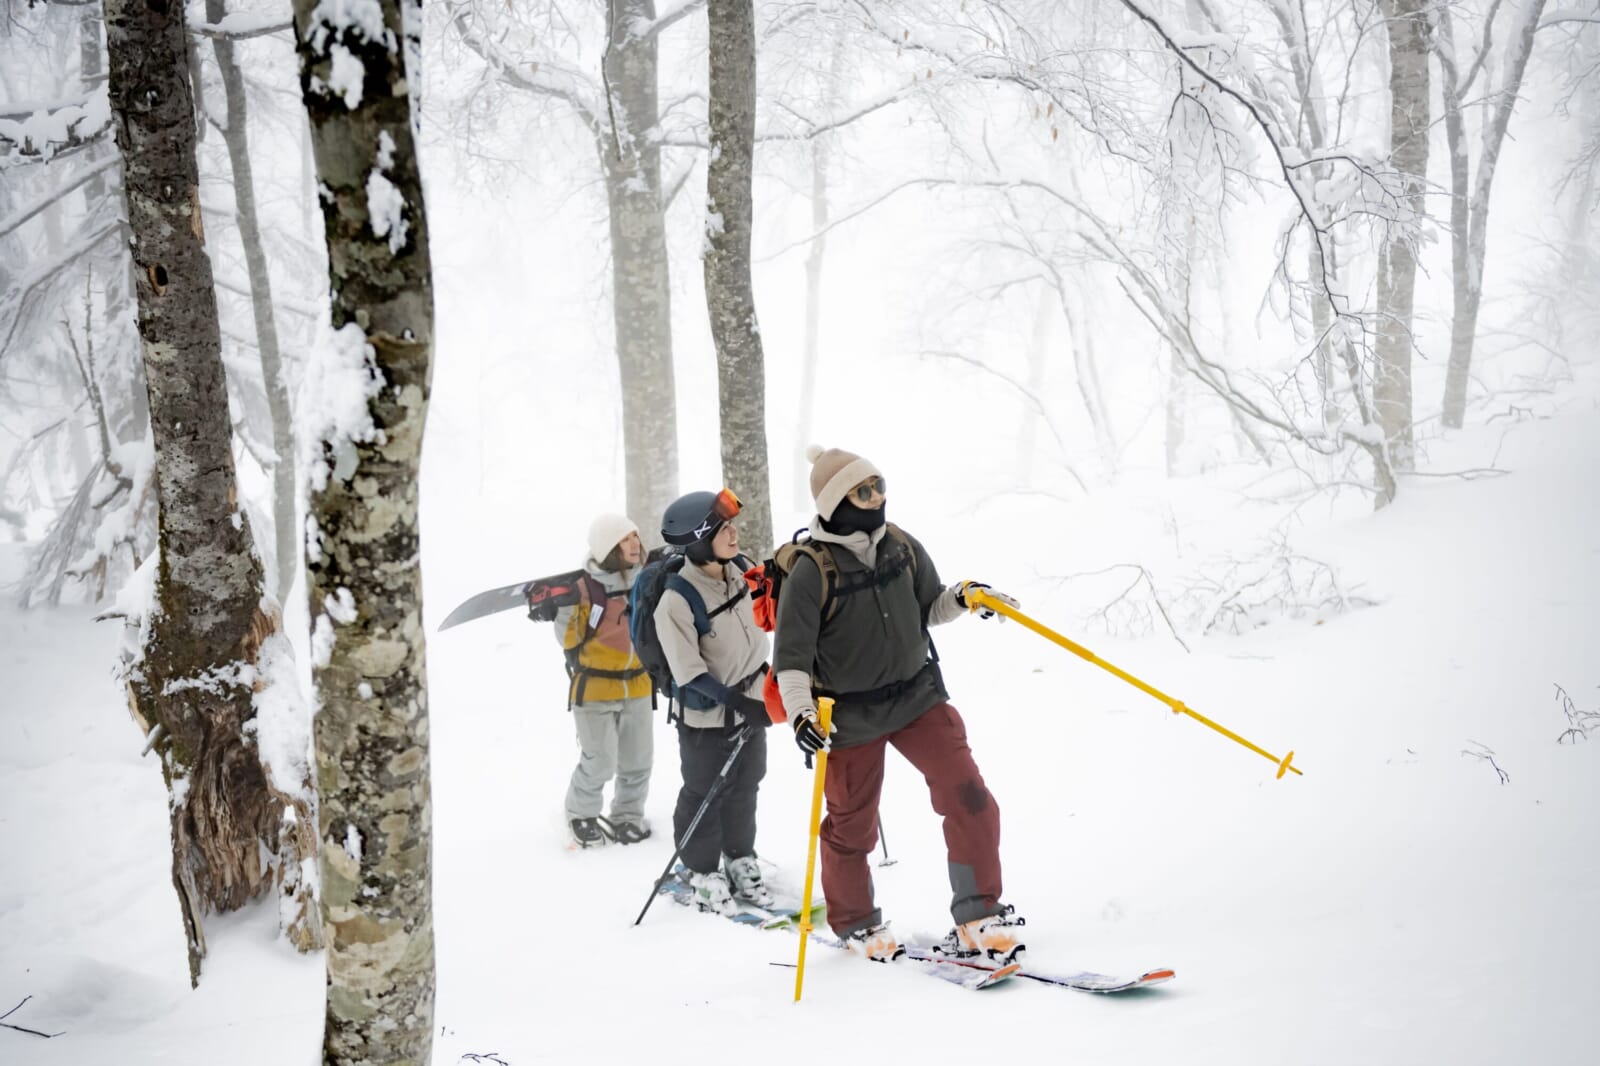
[822,500,887,536]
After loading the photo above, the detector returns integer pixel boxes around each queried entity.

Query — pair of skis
[902,945,1175,993]
[655,874,1174,994]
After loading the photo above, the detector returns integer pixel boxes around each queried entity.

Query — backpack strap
[805,528,918,626]
[782,541,842,624]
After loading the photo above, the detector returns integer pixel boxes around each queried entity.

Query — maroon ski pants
[820,701,1003,937]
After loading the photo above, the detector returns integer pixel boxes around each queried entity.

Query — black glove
[732,695,772,727]
[793,711,831,767]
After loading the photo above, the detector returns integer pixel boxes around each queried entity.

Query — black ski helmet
[661,489,741,547]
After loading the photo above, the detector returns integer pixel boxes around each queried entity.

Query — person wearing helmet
[773,445,1025,965]
[653,489,779,913]
[555,512,655,849]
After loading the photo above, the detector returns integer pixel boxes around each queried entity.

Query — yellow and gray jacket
[553,560,652,706]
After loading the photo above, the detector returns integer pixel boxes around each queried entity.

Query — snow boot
[723,854,776,909]
[569,817,610,849]
[844,922,906,963]
[683,869,737,916]
[606,818,651,845]
[935,904,1026,964]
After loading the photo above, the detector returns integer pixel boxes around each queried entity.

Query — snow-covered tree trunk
[1373,0,1430,474]
[208,0,297,608]
[704,0,773,556]
[104,0,283,986]
[1438,0,1547,429]
[293,0,436,1060]
[603,0,678,543]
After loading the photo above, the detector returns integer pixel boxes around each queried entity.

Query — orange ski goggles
[711,487,742,521]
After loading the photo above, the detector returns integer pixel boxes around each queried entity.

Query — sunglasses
[712,487,742,521]
[850,476,887,504]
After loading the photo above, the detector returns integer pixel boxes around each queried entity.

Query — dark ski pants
[673,722,767,875]
[821,701,1003,938]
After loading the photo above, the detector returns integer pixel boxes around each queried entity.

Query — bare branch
[0,221,120,359]
[445,2,602,129]
[0,154,120,241]
[188,18,292,41]
[1461,740,1510,784]
[0,995,62,1038]
[1117,0,1351,319]
[635,0,707,41]
[919,348,1089,495]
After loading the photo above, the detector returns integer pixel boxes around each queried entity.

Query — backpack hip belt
[815,657,941,708]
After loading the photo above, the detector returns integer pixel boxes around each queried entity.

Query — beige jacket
[653,558,770,729]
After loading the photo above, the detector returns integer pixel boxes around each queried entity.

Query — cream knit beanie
[806,444,882,520]
[587,512,639,564]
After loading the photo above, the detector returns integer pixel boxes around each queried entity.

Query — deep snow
[3,364,1597,1065]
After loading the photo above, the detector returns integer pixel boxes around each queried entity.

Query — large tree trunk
[704,0,773,556]
[208,0,297,608]
[1438,0,1547,429]
[105,0,282,987]
[293,0,436,1061]
[1373,0,1430,477]
[603,0,678,543]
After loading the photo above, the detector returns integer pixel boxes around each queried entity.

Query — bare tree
[794,30,846,512]
[445,0,684,540]
[293,0,436,1059]
[1374,0,1431,471]
[705,0,773,555]
[1436,0,1550,429]
[205,0,297,608]
[104,0,293,984]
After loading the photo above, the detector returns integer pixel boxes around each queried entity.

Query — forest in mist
[2,1,1596,1063]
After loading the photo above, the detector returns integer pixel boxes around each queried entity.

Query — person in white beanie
[772,445,1026,964]
[554,512,655,849]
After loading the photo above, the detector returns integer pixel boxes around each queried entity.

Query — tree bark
[208,0,297,608]
[704,0,773,556]
[1438,0,1547,429]
[293,0,436,1060]
[1374,0,1430,476]
[105,0,282,987]
[602,0,678,544]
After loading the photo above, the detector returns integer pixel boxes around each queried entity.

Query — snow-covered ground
[4,360,1596,1065]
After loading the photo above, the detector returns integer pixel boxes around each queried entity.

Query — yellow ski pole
[966,589,1302,779]
[794,697,834,1002]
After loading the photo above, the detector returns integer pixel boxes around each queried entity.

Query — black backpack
[628,551,750,712]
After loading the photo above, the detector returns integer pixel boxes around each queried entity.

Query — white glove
[954,580,1019,621]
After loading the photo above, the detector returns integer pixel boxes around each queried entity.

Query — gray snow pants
[564,694,654,824]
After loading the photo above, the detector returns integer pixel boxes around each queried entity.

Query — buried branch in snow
[1554,683,1600,745]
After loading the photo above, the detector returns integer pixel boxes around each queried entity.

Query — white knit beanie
[587,512,639,564]
[807,444,882,520]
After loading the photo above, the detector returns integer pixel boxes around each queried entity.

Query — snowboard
[438,571,583,631]
[438,547,670,631]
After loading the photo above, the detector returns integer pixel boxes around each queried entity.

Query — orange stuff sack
[762,668,787,725]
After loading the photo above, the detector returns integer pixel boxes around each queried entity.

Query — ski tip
[964,960,1022,989]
